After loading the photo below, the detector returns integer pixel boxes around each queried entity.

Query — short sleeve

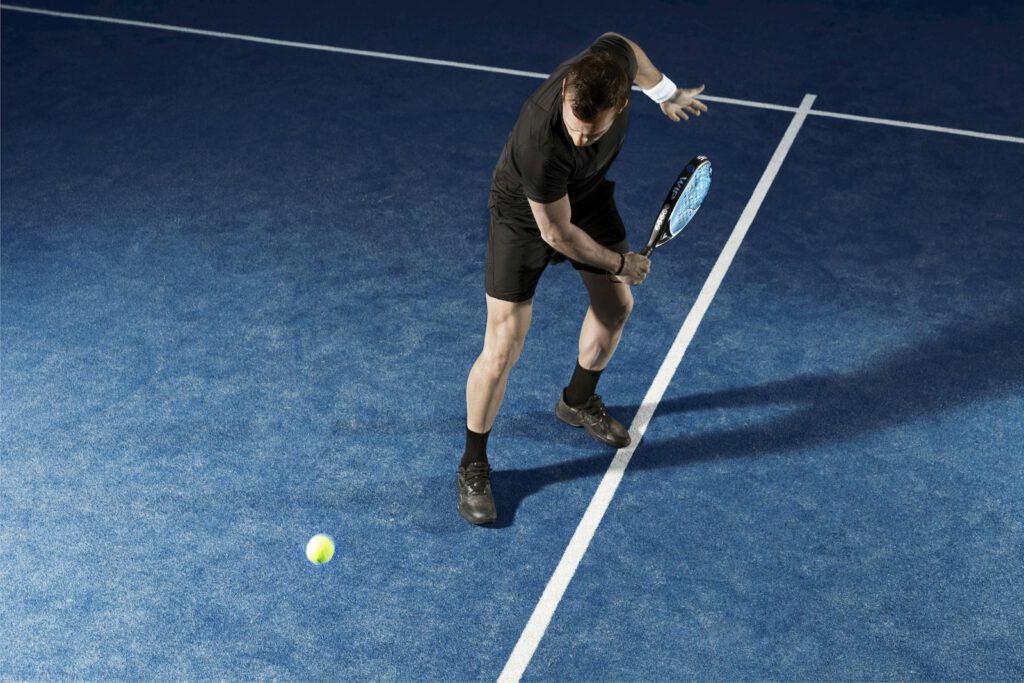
[518,151,570,203]
[511,114,572,203]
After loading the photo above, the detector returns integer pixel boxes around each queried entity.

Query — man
[459,33,707,525]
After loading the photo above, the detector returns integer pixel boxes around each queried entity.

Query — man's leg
[467,294,533,434]
[555,270,634,447]
[458,294,533,525]
[576,270,634,373]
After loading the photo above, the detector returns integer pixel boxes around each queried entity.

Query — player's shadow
[484,307,1024,527]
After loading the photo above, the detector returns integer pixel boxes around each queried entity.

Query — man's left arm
[602,32,708,122]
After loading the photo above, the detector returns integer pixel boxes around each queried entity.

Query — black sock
[564,360,603,407]
[460,427,491,469]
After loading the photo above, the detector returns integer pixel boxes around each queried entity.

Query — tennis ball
[305,533,335,565]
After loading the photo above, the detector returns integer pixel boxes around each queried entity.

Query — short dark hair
[564,52,630,122]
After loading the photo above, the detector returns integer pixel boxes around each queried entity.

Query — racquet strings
[668,164,712,237]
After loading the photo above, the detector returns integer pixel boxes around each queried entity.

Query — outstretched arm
[603,32,708,122]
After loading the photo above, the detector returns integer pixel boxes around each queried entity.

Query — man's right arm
[528,195,650,284]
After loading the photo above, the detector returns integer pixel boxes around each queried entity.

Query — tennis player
[459,33,707,525]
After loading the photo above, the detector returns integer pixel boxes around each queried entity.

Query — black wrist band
[614,252,626,275]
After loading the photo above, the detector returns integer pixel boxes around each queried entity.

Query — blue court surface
[2,1,1022,681]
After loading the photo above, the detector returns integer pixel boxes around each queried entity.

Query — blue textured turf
[17,0,1024,138]
[2,1,1022,680]
[527,119,1024,681]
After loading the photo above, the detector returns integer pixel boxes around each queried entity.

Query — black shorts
[485,192,629,303]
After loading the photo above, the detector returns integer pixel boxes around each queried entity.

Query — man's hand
[611,252,651,285]
[660,84,708,122]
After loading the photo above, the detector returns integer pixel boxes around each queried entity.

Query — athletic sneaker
[555,392,631,448]
[457,462,497,525]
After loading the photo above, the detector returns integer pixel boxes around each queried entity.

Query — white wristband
[642,75,677,103]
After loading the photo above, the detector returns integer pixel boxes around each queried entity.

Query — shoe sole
[458,505,496,525]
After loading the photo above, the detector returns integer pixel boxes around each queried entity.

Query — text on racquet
[640,155,712,257]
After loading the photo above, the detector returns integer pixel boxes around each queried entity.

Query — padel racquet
[640,155,712,257]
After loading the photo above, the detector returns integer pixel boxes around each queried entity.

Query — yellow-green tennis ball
[305,533,335,565]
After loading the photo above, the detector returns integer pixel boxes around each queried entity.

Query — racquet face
[667,160,711,238]
[643,156,712,255]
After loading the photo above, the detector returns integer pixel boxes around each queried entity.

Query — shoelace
[462,462,491,494]
[583,394,609,419]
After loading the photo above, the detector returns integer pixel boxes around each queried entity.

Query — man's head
[561,52,630,147]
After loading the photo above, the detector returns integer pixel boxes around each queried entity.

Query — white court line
[496,92,818,683]
[808,108,1024,144]
[0,3,551,79]
[2,3,1022,144]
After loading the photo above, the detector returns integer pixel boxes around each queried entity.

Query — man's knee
[596,291,634,330]
[618,294,634,326]
[481,336,524,375]
[482,295,532,374]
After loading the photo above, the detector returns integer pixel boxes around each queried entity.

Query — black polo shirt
[488,35,638,230]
